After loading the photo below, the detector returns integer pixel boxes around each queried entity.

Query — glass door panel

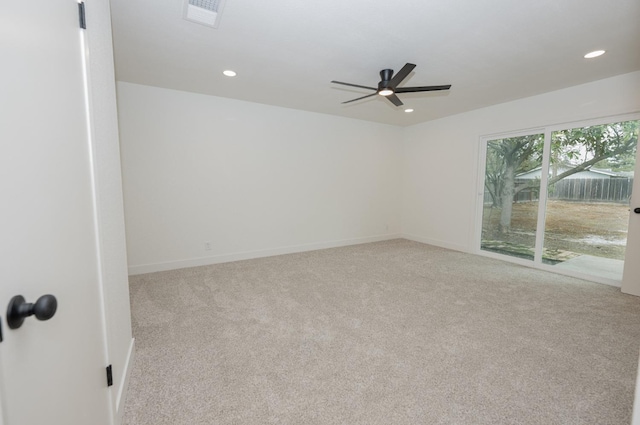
[543,121,639,280]
[481,134,544,260]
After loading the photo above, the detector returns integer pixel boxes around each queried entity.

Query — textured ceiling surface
[110,0,640,126]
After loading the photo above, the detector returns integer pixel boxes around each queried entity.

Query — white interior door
[0,1,111,424]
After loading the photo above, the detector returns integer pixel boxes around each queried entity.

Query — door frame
[81,0,135,421]
[474,111,640,287]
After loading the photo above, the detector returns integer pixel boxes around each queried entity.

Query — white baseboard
[115,338,135,425]
[128,234,402,275]
[401,233,469,254]
[632,350,640,425]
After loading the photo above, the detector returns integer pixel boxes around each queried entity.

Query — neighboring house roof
[516,166,626,180]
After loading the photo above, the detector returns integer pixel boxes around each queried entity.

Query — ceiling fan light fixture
[332,63,452,106]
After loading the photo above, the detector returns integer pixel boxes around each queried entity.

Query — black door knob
[634,207,640,214]
[7,294,57,329]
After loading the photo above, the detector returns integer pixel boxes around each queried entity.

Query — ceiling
[110,0,640,127]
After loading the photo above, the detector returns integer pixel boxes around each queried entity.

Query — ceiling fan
[331,63,451,107]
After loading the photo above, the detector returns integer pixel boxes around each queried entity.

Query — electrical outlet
[204,241,212,251]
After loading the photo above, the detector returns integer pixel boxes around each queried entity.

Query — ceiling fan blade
[386,94,403,107]
[331,81,377,91]
[395,85,452,93]
[342,93,378,104]
[389,63,416,86]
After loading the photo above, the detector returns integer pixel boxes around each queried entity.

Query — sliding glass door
[542,122,637,280]
[481,134,544,260]
[478,117,639,284]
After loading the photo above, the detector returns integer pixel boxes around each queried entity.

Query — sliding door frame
[474,112,640,287]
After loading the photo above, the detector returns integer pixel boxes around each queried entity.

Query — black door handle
[634,207,640,214]
[7,295,57,329]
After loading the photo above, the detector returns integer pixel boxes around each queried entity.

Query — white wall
[117,83,403,274]
[401,71,640,252]
[118,72,640,274]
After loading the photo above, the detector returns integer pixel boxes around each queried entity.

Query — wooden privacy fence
[548,177,633,202]
[512,177,634,203]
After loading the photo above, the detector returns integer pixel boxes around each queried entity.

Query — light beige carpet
[123,239,640,424]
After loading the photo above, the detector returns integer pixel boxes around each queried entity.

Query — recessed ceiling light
[584,50,605,59]
[223,70,237,77]
[404,108,414,113]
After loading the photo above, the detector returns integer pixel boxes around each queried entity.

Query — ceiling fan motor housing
[379,69,394,90]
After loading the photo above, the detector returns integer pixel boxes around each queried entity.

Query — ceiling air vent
[184,0,226,28]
